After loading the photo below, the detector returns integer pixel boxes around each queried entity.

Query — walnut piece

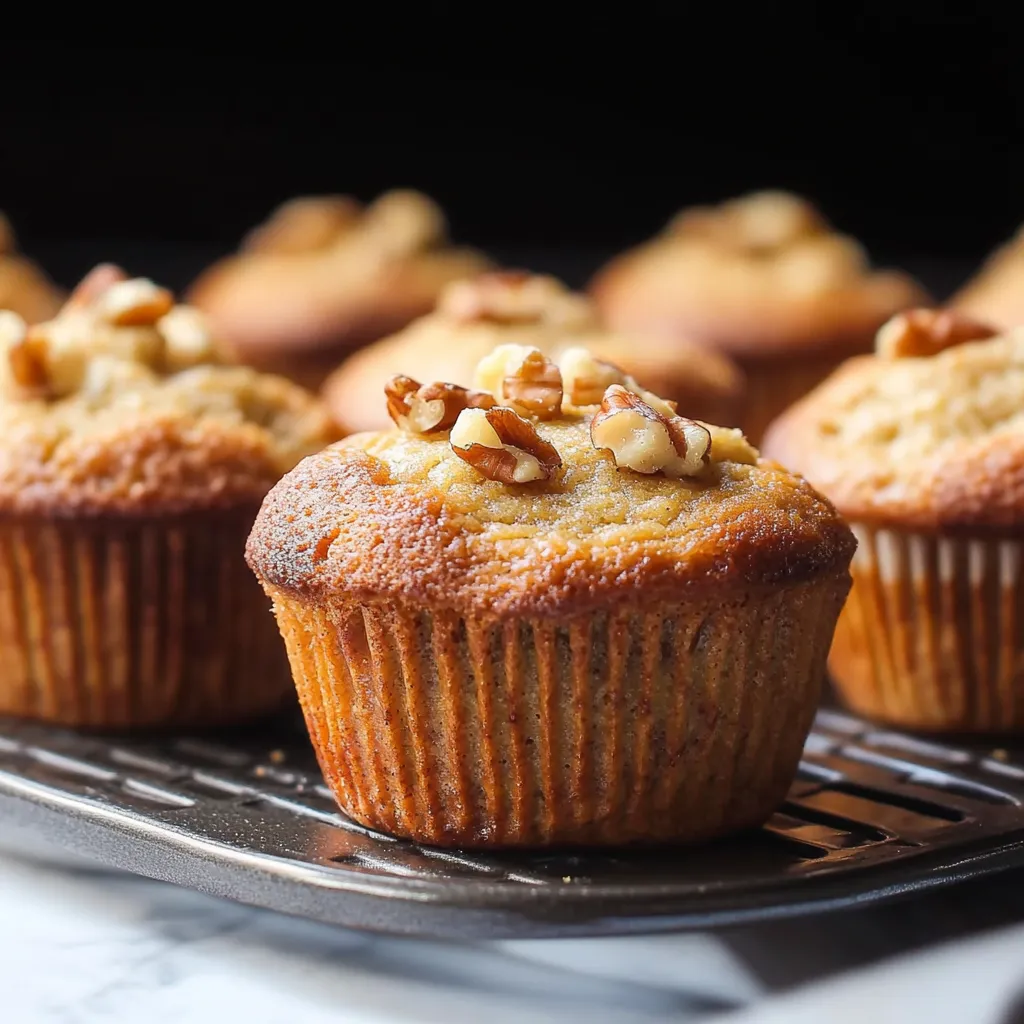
[157,306,216,369]
[450,406,562,483]
[558,347,628,405]
[440,272,598,329]
[669,191,827,252]
[472,344,563,419]
[385,375,495,434]
[94,278,175,327]
[591,384,711,477]
[875,308,998,359]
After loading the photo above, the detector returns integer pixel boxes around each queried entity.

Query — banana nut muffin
[188,190,491,388]
[0,264,337,727]
[763,308,1024,731]
[322,270,745,436]
[589,191,929,442]
[0,212,63,324]
[248,344,854,848]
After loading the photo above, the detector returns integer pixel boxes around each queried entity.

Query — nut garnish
[558,347,628,405]
[591,384,711,477]
[473,344,563,419]
[440,272,598,329]
[94,278,175,327]
[876,308,998,359]
[385,375,495,434]
[157,305,215,369]
[0,311,48,395]
[450,406,562,483]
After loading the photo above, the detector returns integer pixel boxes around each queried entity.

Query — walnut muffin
[188,190,491,388]
[248,345,854,848]
[322,270,745,436]
[952,225,1024,329]
[0,265,337,727]
[589,191,929,442]
[763,308,1024,732]
[0,213,63,324]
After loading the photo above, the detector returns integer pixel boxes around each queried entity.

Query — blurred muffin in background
[323,270,745,436]
[952,225,1024,328]
[188,190,492,389]
[763,308,1024,733]
[0,264,337,728]
[0,213,64,323]
[589,191,929,442]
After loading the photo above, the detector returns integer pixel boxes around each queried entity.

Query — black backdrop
[1,15,1021,295]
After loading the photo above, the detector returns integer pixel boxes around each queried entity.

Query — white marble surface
[5,832,1024,1023]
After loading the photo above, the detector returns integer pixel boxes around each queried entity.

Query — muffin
[952,225,1024,329]
[589,190,929,443]
[248,345,854,848]
[763,308,1024,732]
[188,190,491,388]
[0,213,63,324]
[322,270,745,436]
[0,264,337,727]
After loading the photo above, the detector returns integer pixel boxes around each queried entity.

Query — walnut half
[591,384,711,477]
[385,375,496,434]
[876,308,998,359]
[450,406,562,483]
[472,344,563,419]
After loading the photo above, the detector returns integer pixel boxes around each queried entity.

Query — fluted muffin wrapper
[269,577,847,848]
[830,524,1024,732]
[0,511,291,728]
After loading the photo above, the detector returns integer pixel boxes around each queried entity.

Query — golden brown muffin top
[249,344,854,618]
[589,191,928,360]
[187,191,491,360]
[0,212,64,325]
[953,225,1024,329]
[762,308,1024,532]
[323,271,744,434]
[0,265,337,516]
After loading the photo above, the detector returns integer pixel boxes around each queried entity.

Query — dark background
[1,16,1020,297]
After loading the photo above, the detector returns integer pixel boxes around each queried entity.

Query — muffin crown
[250,347,854,618]
[0,266,336,516]
[323,271,745,435]
[590,191,928,359]
[763,312,1024,531]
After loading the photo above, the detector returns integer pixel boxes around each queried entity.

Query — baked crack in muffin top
[251,344,854,617]
[0,265,337,515]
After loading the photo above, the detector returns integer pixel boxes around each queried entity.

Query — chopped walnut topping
[440,272,598,329]
[157,305,216,370]
[875,308,998,359]
[558,347,628,405]
[708,426,759,466]
[94,278,175,327]
[669,191,827,252]
[385,375,496,434]
[450,406,562,483]
[473,344,563,419]
[591,384,711,477]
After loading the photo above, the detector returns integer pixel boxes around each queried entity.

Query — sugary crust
[187,191,491,372]
[952,228,1024,329]
[589,192,928,360]
[247,419,855,619]
[0,367,338,517]
[322,294,745,435]
[762,333,1024,532]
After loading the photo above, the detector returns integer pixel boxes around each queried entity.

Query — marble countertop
[6,827,1024,1024]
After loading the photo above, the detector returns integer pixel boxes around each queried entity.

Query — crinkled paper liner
[830,524,1024,732]
[0,511,291,728]
[271,577,847,847]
